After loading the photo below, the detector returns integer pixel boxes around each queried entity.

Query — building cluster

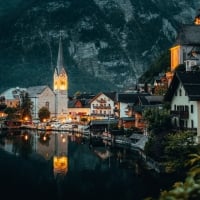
[1,10,200,141]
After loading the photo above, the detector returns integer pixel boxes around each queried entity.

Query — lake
[0,129,175,200]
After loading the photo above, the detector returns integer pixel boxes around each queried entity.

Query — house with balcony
[89,92,116,119]
[68,93,94,122]
[164,71,200,142]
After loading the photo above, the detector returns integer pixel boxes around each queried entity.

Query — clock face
[61,81,65,85]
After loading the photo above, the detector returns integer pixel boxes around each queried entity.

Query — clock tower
[53,35,68,119]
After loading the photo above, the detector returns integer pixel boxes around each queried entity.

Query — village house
[89,92,116,119]
[0,87,26,108]
[68,93,95,122]
[165,71,200,143]
[164,9,200,143]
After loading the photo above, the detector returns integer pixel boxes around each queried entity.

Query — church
[28,35,69,121]
[1,35,69,122]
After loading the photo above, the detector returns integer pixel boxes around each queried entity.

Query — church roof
[27,85,51,97]
[56,35,65,75]
[174,25,200,46]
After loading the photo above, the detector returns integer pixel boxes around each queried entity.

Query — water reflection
[0,129,164,200]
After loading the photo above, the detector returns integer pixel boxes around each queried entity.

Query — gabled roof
[1,87,26,100]
[174,25,200,46]
[27,85,51,98]
[144,96,164,105]
[68,99,90,108]
[117,93,150,103]
[89,92,116,103]
[164,71,200,101]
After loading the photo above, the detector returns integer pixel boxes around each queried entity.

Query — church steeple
[56,34,65,74]
[53,33,69,119]
[53,34,68,91]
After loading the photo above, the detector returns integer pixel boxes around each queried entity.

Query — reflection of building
[53,155,68,177]
[53,133,68,178]
[32,132,69,177]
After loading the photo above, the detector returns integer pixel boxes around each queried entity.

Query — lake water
[0,129,175,200]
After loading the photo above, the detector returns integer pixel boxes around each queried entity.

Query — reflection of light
[62,137,66,143]
[53,156,68,176]
[24,134,29,141]
[43,136,47,141]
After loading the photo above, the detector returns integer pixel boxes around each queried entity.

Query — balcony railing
[93,105,111,109]
[170,110,189,119]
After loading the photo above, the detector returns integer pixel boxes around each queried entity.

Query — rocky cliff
[0,0,200,95]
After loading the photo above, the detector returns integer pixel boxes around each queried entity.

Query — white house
[0,87,27,108]
[165,71,200,143]
[89,92,116,119]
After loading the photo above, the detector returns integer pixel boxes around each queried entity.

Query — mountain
[0,0,200,95]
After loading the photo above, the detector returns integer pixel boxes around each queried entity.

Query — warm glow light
[194,18,200,25]
[170,45,180,72]
[43,136,47,141]
[24,135,28,140]
[62,137,66,143]
[53,156,68,175]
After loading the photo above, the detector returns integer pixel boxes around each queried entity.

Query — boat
[2,120,22,129]
[102,128,112,140]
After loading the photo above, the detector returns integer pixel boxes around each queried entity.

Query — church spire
[56,33,65,74]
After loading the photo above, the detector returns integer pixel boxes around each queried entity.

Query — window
[191,105,193,113]
[191,120,194,128]
[45,101,49,109]
[174,105,176,110]
[179,89,182,96]
[185,120,188,128]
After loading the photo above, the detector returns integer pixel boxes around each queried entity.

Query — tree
[38,107,50,122]
[143,107,171,135]
[20,92,33,121]
[4,107,18,120]
[162,131,197,173]
[158,153,200,200]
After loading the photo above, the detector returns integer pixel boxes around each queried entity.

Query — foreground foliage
[159,153,200,200]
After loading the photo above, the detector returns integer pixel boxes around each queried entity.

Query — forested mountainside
[0,0,200,95]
